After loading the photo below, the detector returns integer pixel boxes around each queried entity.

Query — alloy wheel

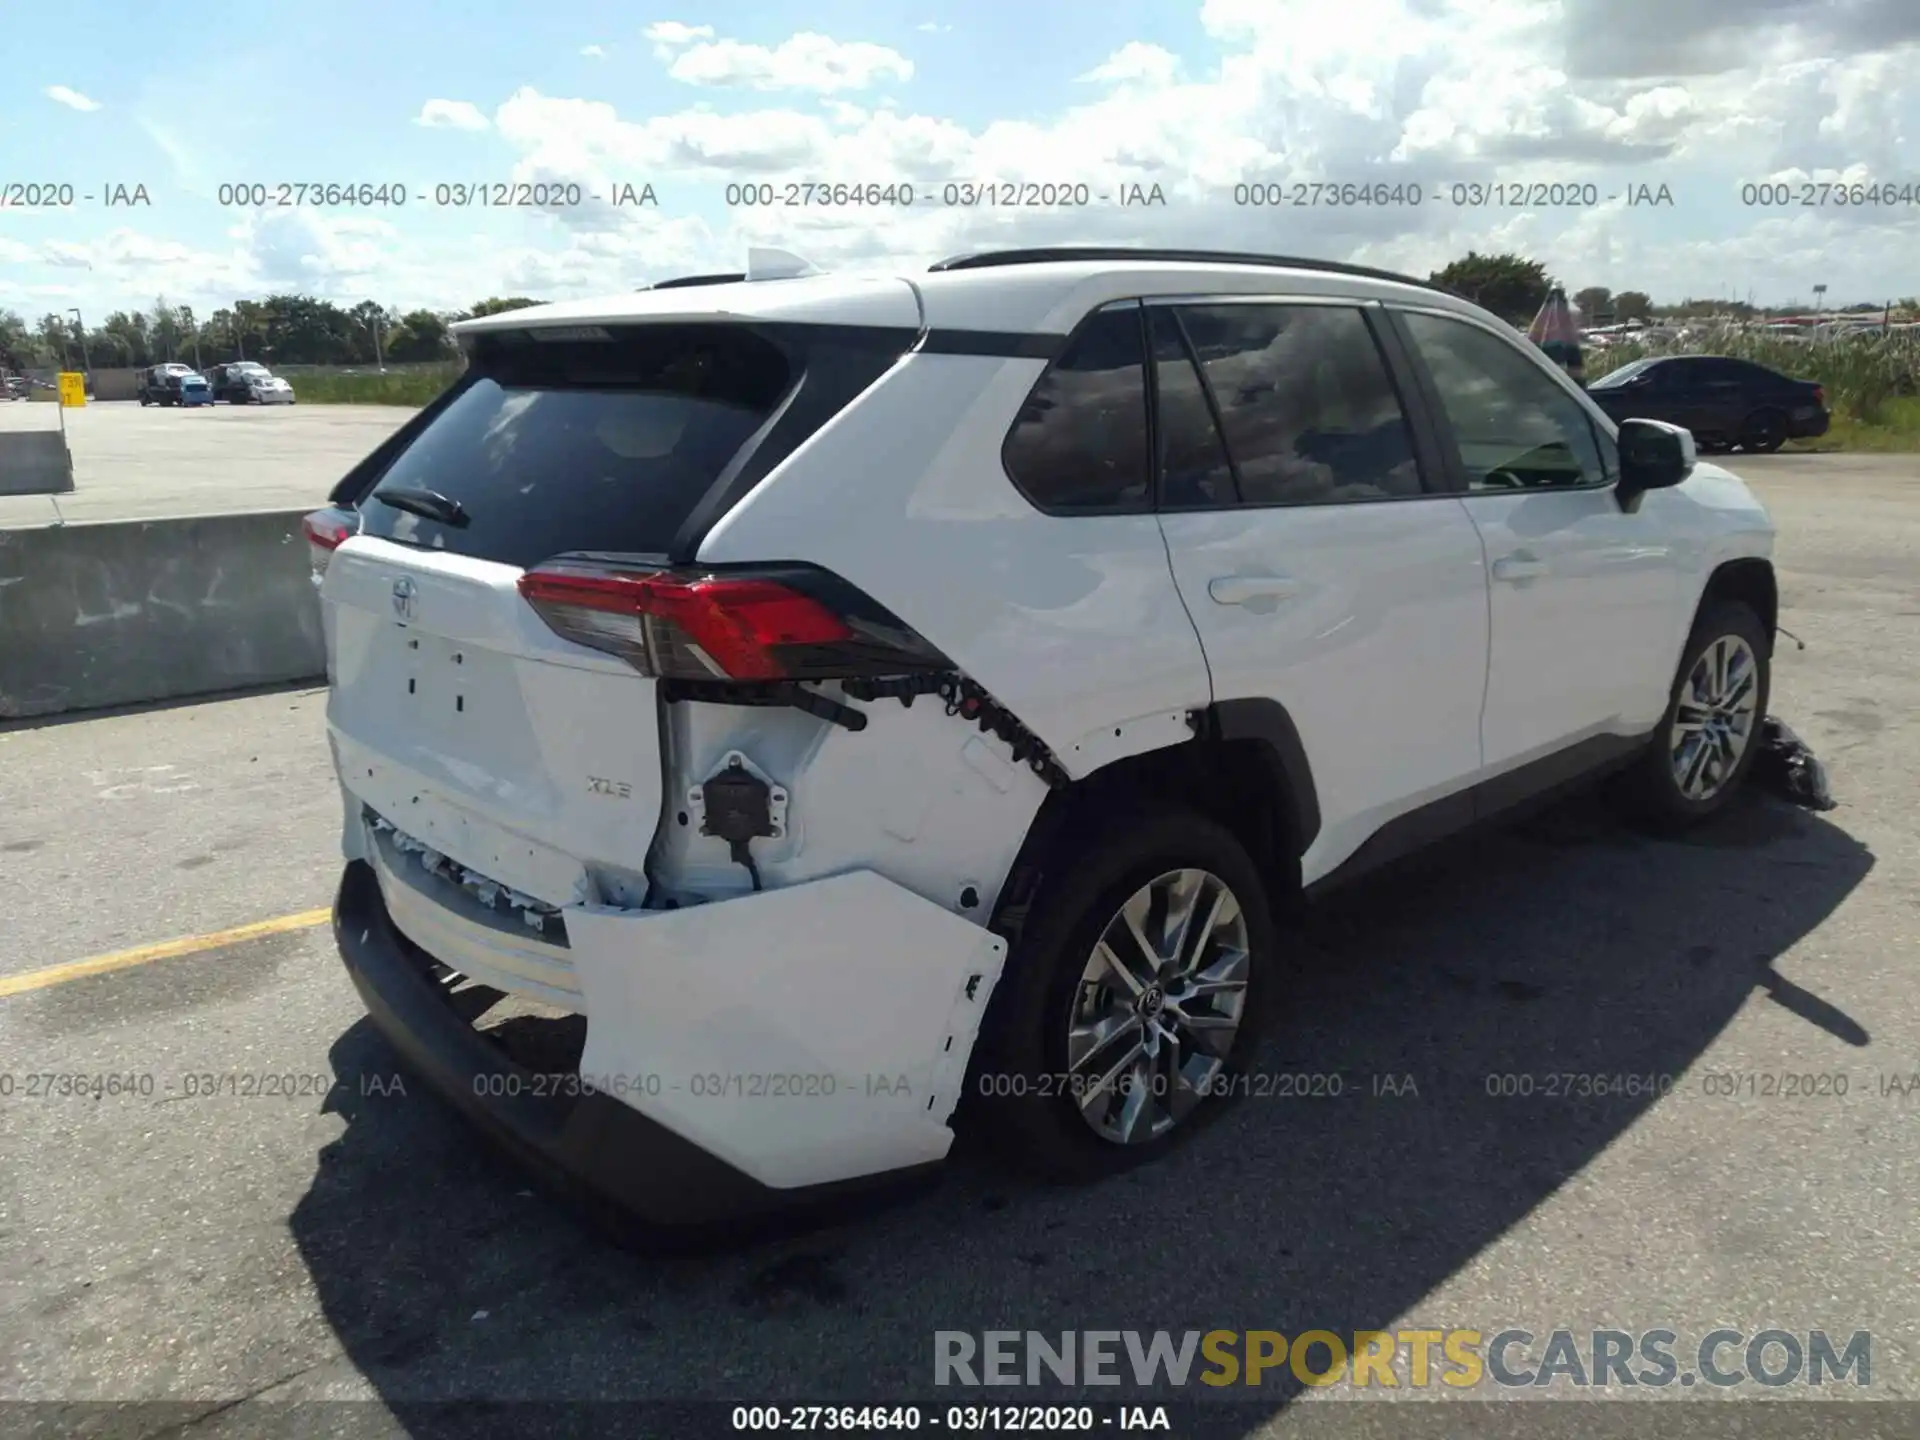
[1066,867,1251,1145]
[1670,633,1761,800]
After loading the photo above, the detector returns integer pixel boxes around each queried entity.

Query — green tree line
[0,295,543,373]
[4,263,1912,376]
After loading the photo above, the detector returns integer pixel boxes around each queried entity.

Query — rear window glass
[356,324,793,568]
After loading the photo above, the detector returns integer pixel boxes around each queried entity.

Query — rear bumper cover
[332,859,1005,1229]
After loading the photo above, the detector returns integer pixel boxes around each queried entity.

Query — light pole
[67,308,92,375]
[368,310,386,371]
[1813,283,1827,317]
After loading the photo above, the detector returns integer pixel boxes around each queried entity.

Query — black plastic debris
[1750,717,1836,811]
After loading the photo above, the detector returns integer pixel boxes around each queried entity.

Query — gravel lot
[0,452,1914,1439]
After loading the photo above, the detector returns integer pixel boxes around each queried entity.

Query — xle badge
[587,777,633,799]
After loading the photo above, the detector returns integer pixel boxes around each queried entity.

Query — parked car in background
[177,372,215,407]
[245,371,295,404]
[1586,355,1829,453]
[2,375,27,400]
[207,361,295,404]
[138,363,199,406]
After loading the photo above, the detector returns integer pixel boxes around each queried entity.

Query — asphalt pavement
[0,452,1915,1439]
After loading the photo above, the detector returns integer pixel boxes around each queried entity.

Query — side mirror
[1616,418,1694,510]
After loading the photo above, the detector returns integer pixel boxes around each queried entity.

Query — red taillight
[1812,385,1826,407]
[302,507,356,581]
[302,508,354,551]
[519,561,871,681]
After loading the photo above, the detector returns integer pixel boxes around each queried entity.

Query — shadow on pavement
[287,785,1874,1434]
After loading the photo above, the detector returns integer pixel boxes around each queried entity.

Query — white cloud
[241,209,401,286]
[658,32,914,93]
[23,0,1920,314]
[415,99,491,131]
[916,22,952,34]
[1079,43,1180,88]
[44,85,100,112]
[644,21,715,48]
[581,44,606,58]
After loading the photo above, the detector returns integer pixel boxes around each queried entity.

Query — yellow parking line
[0,908,332,999]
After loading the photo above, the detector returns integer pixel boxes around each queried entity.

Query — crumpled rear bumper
[332,858,1007,1230]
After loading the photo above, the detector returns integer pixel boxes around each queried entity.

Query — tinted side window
[1694,359,1748,387]
[1175,304,1422,506]
[1726,359,1781,386]
[1002,306,1149,513]
[1150,308,1237,508]
[1400,311,1607,492]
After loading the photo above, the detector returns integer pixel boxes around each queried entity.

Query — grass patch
[292,364,464,406]
[1786,396,1920,453]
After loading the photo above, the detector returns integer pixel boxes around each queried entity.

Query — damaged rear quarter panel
[650,691,1052,923]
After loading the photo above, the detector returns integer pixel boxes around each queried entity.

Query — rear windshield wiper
[371,486,470,527]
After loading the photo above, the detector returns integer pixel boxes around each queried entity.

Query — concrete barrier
[0,431,75,496]
[0,509,324,719]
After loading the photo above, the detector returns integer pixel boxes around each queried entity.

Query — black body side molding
[1305,730,1650,897]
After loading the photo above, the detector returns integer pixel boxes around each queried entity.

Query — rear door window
[1149,308,1238,508]
[356,325,794,569]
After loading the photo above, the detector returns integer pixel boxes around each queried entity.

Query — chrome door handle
[1208,574,1299,605]
[1491,554,1548,583]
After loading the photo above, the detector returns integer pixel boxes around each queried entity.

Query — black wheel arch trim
[985,696,1321,953]
[1200,698,1322,857]
[1696,556,1779,651]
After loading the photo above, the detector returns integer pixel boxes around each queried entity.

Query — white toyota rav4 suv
[306,246,1777,1234]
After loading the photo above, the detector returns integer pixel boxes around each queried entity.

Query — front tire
[1625,599,1771,829]
[971,808,1274,1182]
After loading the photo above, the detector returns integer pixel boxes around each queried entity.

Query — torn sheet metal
[366,811,565,932]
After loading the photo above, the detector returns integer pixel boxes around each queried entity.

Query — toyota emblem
[391,576,417,620]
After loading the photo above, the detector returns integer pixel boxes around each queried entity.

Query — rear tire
[1738,409,1787,453]
[1624,599,1771,830]
[971,808,1275,1182]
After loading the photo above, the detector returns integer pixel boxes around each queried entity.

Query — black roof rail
[644,272,748,290]
[926,246,1452,295]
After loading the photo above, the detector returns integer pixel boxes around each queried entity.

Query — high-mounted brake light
[516,558,947,682]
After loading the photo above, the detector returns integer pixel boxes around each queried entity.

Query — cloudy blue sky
[3,0,1916,318]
